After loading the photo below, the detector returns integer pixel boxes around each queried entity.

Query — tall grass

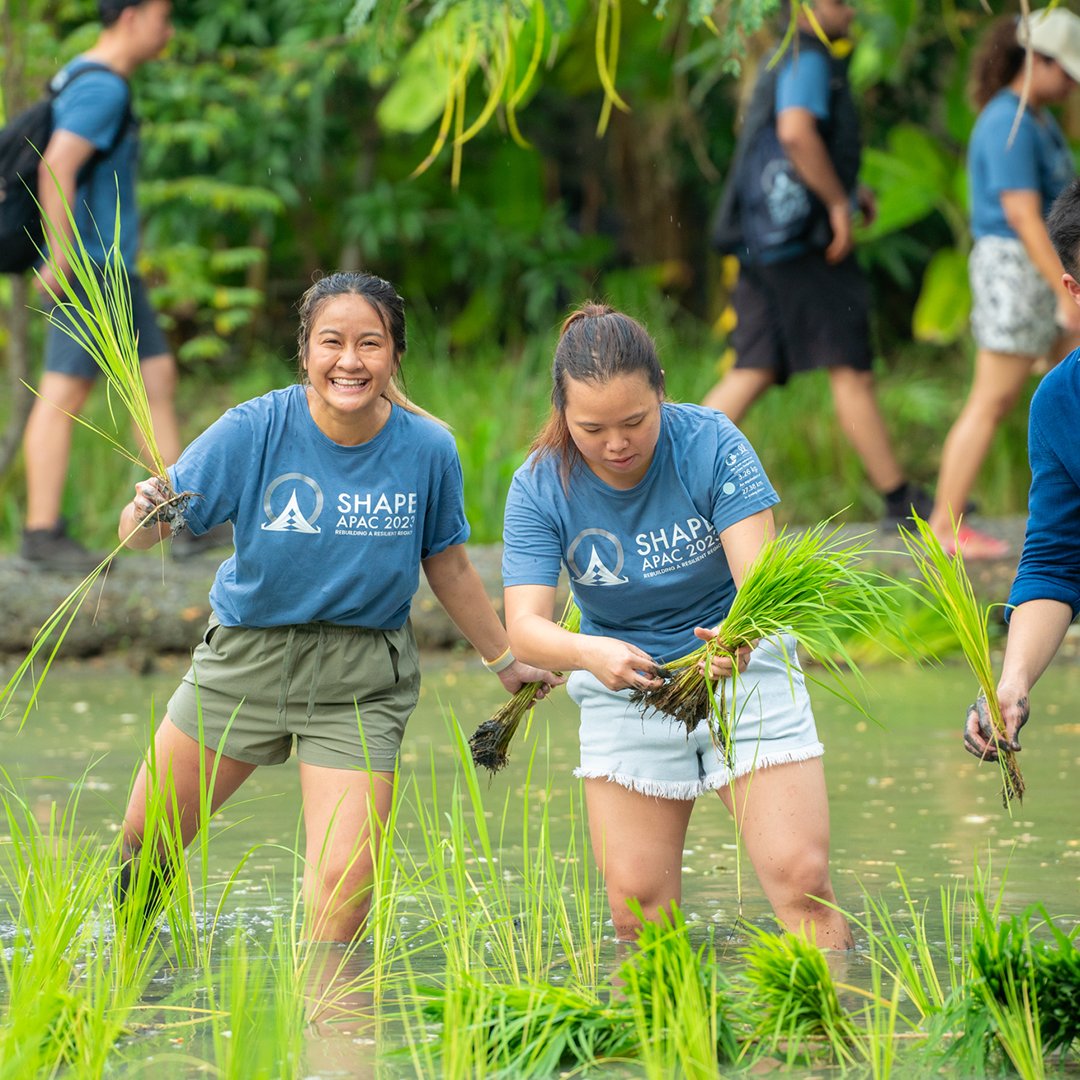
[739,924,860,1068]
[4,683,1077,1078]
[33,178,170,478]
[0,190,191,728]
[901,513,1024,807]
[0,771,159,1074]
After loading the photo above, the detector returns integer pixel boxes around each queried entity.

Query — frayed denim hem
[573,768,704,801]
[699,741,825,793]
[574,741,825,801]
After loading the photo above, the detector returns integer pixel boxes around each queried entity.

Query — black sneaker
[881,483,934,528]
[881,484,981,529]
[20,520,105,574]
[171,521,234,561]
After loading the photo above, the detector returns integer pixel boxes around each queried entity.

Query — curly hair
[970,16,1026,110]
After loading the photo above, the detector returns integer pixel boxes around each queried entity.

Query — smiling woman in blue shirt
[115,271,560,941]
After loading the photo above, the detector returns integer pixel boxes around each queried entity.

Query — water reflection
[3,652,1080,1070]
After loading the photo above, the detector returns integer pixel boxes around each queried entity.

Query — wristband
[482,646,516,673]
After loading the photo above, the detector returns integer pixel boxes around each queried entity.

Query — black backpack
[0,63,131,275]
[711,34,860,264]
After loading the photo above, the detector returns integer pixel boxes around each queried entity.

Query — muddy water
[1,652,1079,1072]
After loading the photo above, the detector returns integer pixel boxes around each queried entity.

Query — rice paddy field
[2,651,1080,1077]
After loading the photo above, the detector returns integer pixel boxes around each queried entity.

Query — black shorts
[729,252,872,385]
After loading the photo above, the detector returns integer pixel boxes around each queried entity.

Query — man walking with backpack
[19,0,181,572]
[704,0,930,527]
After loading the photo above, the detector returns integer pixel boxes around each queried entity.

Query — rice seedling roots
[468,686,538,774]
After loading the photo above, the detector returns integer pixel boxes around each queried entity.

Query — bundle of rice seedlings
[631,520,899,765]
[33,171,180,499]
[739,924,859,1067]
[468,596,580,774]
[0,181,188,726]
[900,515,1023,808]
[420,975,638,1076]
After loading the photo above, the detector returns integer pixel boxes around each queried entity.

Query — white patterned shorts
[568,634,824,800]
[969,235,1059,357]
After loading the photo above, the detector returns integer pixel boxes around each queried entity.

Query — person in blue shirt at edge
[117,272,562,941]
[502,303,853,949]
[20,0,199,573]
[965,178,1080,768]
[928,8,1080,561]
[703,0,930,529]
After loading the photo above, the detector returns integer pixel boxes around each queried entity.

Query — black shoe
[114,856,172,926]
[881,484,980,530]
[20,520,105,574]
[170,520,234,561]
[881,482,934,528]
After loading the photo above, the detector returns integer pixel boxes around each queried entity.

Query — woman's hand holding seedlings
[497,660,565,697]
[963,687,1029,761]
[693,625,753,679]
[581,636,665,693]
[131,476,173,527]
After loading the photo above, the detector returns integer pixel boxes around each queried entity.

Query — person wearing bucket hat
[1021,6,1080,83]
[927,8,1080,561]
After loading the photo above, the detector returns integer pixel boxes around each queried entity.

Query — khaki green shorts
[168,616,420,771]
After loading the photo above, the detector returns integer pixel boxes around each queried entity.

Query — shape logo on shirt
[567,529,629,587]
[261,473,323,534]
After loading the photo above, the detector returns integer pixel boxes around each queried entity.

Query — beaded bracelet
[482,646,516,673]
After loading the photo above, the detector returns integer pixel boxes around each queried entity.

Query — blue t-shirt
[52,58,137,267]
[1008,348,1080,620]
[776,48,830,121]
[168,386,469,628]
[969,90,1073,241]
[502,404,779,664]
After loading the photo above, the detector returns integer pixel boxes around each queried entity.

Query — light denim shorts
[969,236,1058,358]
[567,634,824,800]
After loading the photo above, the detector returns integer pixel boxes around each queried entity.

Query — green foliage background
[0,0,1074,544]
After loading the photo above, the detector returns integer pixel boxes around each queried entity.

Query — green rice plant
[33,170,171,479]
[0,772,158,1076]
[831,584,964,668]
[407,721,582,986]
[900,514,1024,808]
[468,596,580,774]
[739,924,860,1067]
[631,519,900,764]
[0,186,190,729]
[417,972,638,1077]
[841,868,970,1020]
[197,920,308,1080]
[852,939,908,1080]
[412,903,739,1077]
[945,896,1080,1077]
[620,903,740,1076]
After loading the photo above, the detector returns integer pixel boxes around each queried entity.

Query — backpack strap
[48,61,134,160]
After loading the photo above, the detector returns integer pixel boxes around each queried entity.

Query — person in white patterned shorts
[929,9,1080,560]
